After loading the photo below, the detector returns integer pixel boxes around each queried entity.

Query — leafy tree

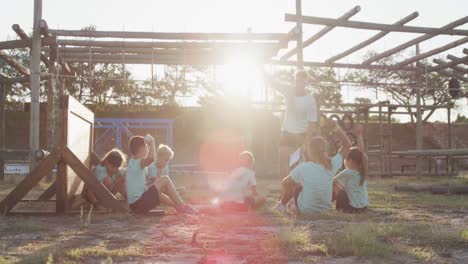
[455,114,468,123]
[142,65,213,106]
[344,51,464,123]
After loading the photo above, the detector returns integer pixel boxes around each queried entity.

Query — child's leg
[158,193,176,207]
[280,177,295,205]
[154,176,184,208]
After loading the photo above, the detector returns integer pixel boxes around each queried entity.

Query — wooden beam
[45,46,278,56]
[270,59,419,71]
[51,29,287,41]
[433,58,467,75]
[395,37,468,67]
[447,54,468,66]
[281,6,361,61]
[420,55,468,73]
[285,14,468,36]
[12,24,51,67]
[0,36,56,50]
[57,39,284,49]
[0,50,30,76]
[38,181,56,200]
[0,148,61,215]
[363,16,468,64]
[62,52,271,62]
[414,63,468,82]
[62,146,128,213]
[325,12,419,63]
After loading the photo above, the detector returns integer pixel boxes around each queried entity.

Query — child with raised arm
[333,125,369,213]
[221,151,266,211]
[273,120,352,214]
[146,144,173,187]
[84,149,127,209]
[126,135,198,214]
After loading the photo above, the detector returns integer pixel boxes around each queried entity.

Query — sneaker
[177,204,200,215]
[272,202,287,213]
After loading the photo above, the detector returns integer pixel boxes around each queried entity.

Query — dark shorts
[129,185,160,214]
[280,132,306,148]
[335,189,367,214]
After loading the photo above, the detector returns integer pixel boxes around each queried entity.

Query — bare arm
[141,136,157,168]
[332,122,352,159]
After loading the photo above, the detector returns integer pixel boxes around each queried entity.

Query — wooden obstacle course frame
[0,95,128,215]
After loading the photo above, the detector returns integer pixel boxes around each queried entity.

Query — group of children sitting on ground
[273,120,369,214]
[85,119,368,216]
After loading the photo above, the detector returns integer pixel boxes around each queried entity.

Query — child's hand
[144,134,155,143]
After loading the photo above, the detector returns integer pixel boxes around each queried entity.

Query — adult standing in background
[270,69,318,180]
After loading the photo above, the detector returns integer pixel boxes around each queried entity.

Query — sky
[2,0,468,121]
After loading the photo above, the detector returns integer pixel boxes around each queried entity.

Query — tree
[0,48,48,105]
[143,65,214,106]
[345,51,463,123]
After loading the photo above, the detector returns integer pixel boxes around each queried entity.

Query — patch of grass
[325,222,467,260]
[18,245,58,264]
[407,246,437,262]
[0,221,48,234]
[278,227,328,260]
[0,256,12,264]
[66,241,144,260]
[413,193,468,210]
[327,224,395,258]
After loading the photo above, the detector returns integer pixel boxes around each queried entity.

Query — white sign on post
[4,164,30,175]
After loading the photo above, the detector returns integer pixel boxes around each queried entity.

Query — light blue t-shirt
[147,163,169,179]
[94,164,126,183]
[290,153,343,213]
[335,169,369,208]
[125,159,148,204]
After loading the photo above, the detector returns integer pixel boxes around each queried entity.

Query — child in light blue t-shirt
[273,120,352,214]
[333,125,369,213]
[84,149,126,208]
[146,144,173,187]
[126,135,198,214]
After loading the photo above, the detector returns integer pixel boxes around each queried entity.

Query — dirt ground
[0,175,467,264]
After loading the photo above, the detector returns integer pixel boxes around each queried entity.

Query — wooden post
[0,82,5,181]
[447,106,452,176]
[29,0,42,169]
[47,61,56,149]
[295,0,304,69]
[387,107,393,177]
[379,104,384,176]
[416,89,422,177]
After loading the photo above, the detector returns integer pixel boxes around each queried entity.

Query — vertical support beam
[0,82,5,181]
[29,0,42,169]
[364,109,369,156]
[416,86,422,177]
[295,0,304,69]
[46,61,56,149]
[387,108,393,177]
[378,105,384,176]
[447,106,452,176]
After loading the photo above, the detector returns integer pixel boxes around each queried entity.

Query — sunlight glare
[217,55,263,99]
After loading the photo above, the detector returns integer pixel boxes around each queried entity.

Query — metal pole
[295,0,304,69]
[29,0,42,169]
